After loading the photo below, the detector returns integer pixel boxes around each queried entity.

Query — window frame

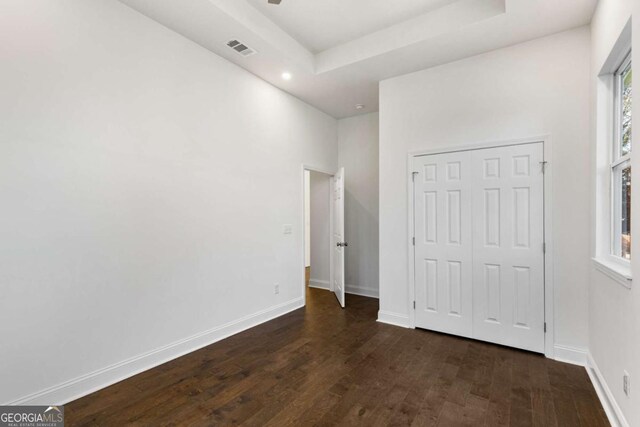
[592,20,632,288]
[610,50,632,263]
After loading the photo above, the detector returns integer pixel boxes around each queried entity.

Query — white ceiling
[119,0,598,119]
[245,0,458,53]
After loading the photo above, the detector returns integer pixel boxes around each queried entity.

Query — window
[612,51,632,260]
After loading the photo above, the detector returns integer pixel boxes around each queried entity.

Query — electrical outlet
[274,284,280,295]
[623,371,630,396]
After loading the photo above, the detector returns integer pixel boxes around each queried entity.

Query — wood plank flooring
[66,288,609,426]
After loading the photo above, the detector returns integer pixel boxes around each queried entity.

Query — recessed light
[355,104,365,110]
[281,72,292,80]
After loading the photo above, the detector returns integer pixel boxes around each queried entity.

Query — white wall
[589,1,639,425]
[0,0,337,404]
[379,28,591,352]
[338,113,379,298]
[305,170,311,267]
[309,171,331,286]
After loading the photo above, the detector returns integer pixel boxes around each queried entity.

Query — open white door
[331,167,346,308]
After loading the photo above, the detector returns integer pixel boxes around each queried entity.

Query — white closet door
[471,143,545,353]
[414,151,473,337]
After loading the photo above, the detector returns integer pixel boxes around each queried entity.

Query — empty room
[0,0,638,426]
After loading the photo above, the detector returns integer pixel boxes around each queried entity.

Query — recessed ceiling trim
[247,0,459,53]
[315,0,506,74]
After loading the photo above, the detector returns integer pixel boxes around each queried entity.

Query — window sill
[592,257,632,289]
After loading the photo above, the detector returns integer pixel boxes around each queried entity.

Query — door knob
[337,242,348,247]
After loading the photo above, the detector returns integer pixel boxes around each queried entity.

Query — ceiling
[119,0,598,119]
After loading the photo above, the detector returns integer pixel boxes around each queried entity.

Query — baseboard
[586,352,629,427]
[553,344,587,366]
[6,297,304,406]
[309,279,330,290]
[377,310,411,328]
[345,284,378,299]
[309,281,378,299]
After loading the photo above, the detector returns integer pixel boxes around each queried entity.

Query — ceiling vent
[226,40,257,57]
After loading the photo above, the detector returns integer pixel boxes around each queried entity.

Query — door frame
[301,164,336,307]
[407,135,555,359]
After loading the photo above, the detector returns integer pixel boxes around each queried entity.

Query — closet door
[414,151,473,338]
[471,143,545,353]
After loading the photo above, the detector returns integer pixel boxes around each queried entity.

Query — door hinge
[412,171,419,182]
[544,322,547,333]
[543,242,546,254]
[412,237,415,246]
[413,301,416,309]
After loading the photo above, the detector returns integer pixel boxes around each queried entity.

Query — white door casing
[331,167,346,308]
[413,142,545,353]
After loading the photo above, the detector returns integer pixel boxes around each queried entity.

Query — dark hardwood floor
[66,288,608,426]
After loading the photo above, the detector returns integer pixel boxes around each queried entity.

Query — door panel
[331,167,345,308]
[414,152,473,337]
[413,143,545,353]
[471,143,545,353]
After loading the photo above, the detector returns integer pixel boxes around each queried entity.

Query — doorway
[411,141,549,353]
[303,166,346,308]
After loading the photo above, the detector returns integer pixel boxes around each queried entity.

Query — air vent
[226,40,257,57]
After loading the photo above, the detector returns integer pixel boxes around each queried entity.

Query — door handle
[336,242,348,247]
